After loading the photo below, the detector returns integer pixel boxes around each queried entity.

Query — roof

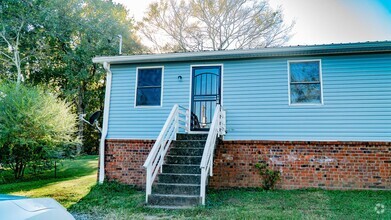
[92,41,391,64]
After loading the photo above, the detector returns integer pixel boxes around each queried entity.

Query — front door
[191,66,221,131]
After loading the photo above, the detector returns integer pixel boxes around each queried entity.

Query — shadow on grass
[68,183,296,219]
[69,182,145,219]
[69,183,391,220]
[0,156,98,194]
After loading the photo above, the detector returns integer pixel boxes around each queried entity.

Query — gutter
[98,62,112,184]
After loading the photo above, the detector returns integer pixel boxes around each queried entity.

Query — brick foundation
[105,139,154,187]
[210,140,391,189]
[104,139,391,190]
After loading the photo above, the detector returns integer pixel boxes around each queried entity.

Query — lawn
[71,184,391,220]
[0,155,98,208]
[1,156,390,219]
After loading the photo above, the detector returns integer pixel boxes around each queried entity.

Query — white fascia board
[92,41,391,65]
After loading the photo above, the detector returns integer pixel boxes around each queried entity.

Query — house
[92,41,391,207]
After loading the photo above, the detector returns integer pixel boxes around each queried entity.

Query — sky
[113,0,391,46]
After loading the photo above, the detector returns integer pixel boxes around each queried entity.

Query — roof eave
[92,41,391,65]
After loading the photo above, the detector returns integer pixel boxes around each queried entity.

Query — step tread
[167,155,202,158]
[176,134,208,141]
[169,149,204,152]
[155,183,200,187]
[146,205,196,209]
[169,148,205,154]
[151,194,200,198]
[159,173,201,177]
[170,147,205,150]
[166,156,202,164]
[164,164,200,167]
[174,140,206,142]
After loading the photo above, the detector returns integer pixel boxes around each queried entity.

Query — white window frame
[134,66,164,108]
[287,59,324,106]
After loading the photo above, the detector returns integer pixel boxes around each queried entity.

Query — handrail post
[160,142,164,172]
[220,107,226,136]
[185,109,190,133]
[217,105,221,137]
[200,168,206,205]
[210,152,213,176]
[174,107,179,139]
[146,166,151,203]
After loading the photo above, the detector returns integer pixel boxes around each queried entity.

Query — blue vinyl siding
[107,53,391,141]
[108,63,190,139]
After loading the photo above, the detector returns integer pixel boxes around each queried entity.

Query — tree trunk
[13,160,26,179]
[54,160,57,178]
[13,44,23,84]
[76,84,85,155]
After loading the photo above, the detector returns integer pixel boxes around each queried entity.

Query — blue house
[93,41,391,207]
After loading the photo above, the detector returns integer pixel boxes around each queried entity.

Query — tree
[27,0,143,154]
[0,0,143,154]
[0,22,24,84]
[0,0,44,84]
[138,0,294,52]
[0,82,79,179]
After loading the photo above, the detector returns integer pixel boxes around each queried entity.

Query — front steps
[147,134,207,208]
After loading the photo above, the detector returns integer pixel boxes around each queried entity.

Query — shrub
[0,82,79,179]
[255,162,281,190]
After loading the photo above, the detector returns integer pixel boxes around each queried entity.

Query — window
[135,67,163,106]
[289,60,322,104]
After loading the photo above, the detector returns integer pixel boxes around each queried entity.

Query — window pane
[138,68,162,87]
[291,84,321,104]
[136,88,161,106]
[290,61,320,82]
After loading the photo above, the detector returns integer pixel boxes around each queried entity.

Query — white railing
[200,104,226,205]
[143,104,189,202]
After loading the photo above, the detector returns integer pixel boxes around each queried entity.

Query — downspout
[99,61,112,184]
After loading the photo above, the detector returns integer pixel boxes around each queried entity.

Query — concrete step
[166,155,202,164]
[153,183,200,195]
[146,205,195,209]
[148,194,201,206]
[162,164,201,174]
[177,134,208,141]
[169,147,204,156]
[173,140,206,148]
[158,173,201,184]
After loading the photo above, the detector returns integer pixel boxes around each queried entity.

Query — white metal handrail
[200,104,226,205]
[143,104,189,202]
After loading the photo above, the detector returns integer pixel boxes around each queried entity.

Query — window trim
[134,66,164,108]
[287,59,324,106]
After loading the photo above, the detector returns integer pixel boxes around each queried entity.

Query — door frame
[188,64,224,133]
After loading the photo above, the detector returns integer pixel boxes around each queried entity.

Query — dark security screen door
[191,66,221,131]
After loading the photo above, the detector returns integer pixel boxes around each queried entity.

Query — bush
[0,82,79,179]
[255,162,281,190]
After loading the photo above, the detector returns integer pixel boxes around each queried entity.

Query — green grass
[70,183,391,220]
[1,156,390,219]
[0,155,98,208]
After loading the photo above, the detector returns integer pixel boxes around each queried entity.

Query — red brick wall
[104,139,391,190]
[210,140,391,190]
[105,139,154,188]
